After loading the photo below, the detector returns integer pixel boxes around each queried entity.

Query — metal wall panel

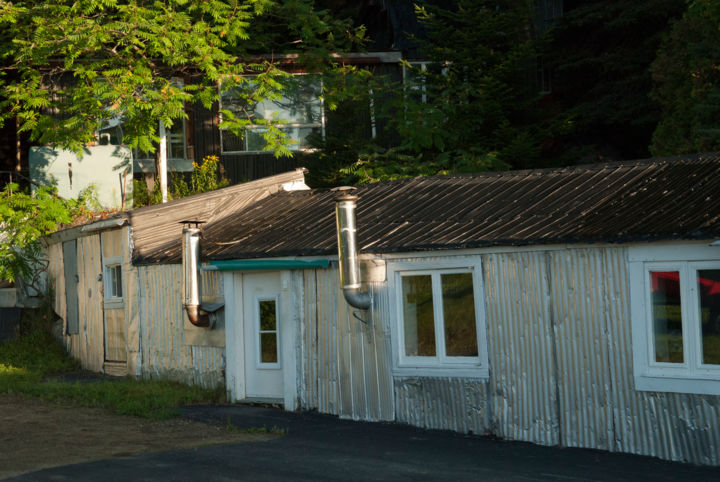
[548,249,614,450]
[302,266,394,421]
[394,377,490,433]
[136,264,224,389]
[314,268,339,415]
[301,270,319,409]
[597,248,720,465]
[483,251,559,445]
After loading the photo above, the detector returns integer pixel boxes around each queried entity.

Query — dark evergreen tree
[650,0,720,155]
[545,0,686,162]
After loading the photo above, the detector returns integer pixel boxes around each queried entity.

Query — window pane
[245,129,266,152]
[442,273,478,357]
[698,269,720,365]
[650,271,683,363]
[113,266,122,298]
[402,275,436,356]
[221,130,245,152]
[260,333,278,363]
[259,300,277,331]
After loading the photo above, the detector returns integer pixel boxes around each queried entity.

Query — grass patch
[0,311,225,419]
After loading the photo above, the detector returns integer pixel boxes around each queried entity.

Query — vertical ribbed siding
[549,249,614,450]
[599,248,720,465]
[301,270,319,409]
[315,268,339,415]
[136,264,224,389]
[371,277,395,421]
[484,251,559,445]
[303,266,393,421]
[394,377,489,433]
[72,234,104,372]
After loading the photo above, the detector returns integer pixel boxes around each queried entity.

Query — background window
[220,75,323,153]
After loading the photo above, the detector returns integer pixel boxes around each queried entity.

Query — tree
[650,0,720,156]
[329,0,552,185]
[0,183,77,286]
[544,0,686,161]
[0,0,360,199]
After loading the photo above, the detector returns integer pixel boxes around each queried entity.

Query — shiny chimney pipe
[182,221,209,327]
[334,187,371,310]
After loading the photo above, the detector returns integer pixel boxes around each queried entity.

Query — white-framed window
[629,243,720,395]
[103,255,124,308]
[256,296,280,368]
[220,74,324,154]
[388,259,489,378]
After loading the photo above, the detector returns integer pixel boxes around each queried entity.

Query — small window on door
[105,264,123,300]
[257,298,280,366]
[103,255,124,309]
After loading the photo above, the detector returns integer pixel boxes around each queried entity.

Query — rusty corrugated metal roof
[99,169,308,264]
[202,154,720,260]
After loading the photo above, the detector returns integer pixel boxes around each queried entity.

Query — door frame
[224,270,298,410]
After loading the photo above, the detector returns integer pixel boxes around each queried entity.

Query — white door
[242,272,283,400]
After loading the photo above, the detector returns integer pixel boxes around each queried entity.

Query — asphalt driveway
[10,404,720,481]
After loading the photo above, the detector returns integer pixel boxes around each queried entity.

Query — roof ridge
[317,152,720,191]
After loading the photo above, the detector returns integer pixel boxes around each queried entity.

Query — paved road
[11,404,720,481]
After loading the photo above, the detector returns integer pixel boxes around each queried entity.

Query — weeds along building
[44,154,720,465]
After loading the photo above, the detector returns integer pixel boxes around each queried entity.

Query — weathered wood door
[100,230,127,375]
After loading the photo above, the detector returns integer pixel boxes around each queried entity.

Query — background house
[45,153,720,465]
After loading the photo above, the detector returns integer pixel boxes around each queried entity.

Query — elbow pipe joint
[185,304,210,327]
[342,287,372,311]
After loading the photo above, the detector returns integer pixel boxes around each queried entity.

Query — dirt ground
[0,396,278,479]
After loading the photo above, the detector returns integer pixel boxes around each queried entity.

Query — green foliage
[390,0,544,170]
[132,155,230,207]
[317,0,543,184]
[0,313,224,419]
[546,0,687,160]
[651,0,720,155]
[190,155,230,194]
[0,183,77,284]
[0,1,363,158]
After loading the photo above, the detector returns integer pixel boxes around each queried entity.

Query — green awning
[204,259,330,271]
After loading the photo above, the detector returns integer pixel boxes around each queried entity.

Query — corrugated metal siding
[548,249,614,450]
[301,266,393,421]
[596,248,720,465]
[136,264,224,389]
[484,251,559,445]
[315,268,339,415]
[298,247,720,465]
[301,269,319,409]
[394,377,490,433]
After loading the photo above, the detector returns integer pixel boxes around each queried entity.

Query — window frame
[629,243,720,395]
[219,73,325,155]
[388,258,489,379]
[255,294,281,370]
[102,255,124,309]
